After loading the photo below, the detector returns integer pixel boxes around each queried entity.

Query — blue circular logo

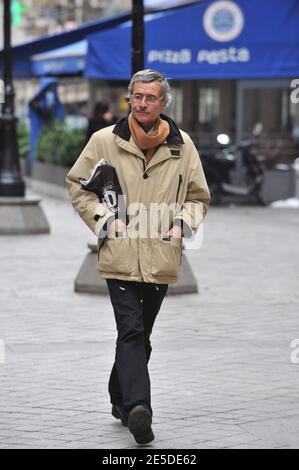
[203,1,244,42]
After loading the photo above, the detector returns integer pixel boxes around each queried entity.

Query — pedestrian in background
[66,69,210,445]
[85,101,117,143]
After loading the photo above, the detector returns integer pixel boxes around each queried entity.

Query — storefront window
[197,87,220,133]
[238,79,299,162]
[243,88,286,135]
[167,86,183,126]
[290,95,299,144]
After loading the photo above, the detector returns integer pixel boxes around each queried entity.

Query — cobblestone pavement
[0,188,299,449]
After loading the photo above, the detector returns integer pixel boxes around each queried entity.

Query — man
[66,69,210,445]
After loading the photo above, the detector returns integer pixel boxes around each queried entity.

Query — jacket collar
[112,113,185,145]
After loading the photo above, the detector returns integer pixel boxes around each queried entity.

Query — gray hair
[128,69,172,107]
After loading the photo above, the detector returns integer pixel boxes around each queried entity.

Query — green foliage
[17,120,29,159]
[36,121,85,168]
[11,0,27,28]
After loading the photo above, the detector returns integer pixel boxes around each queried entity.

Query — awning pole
[131,0,144,74]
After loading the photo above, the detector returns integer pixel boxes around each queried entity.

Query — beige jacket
[66,115,210,284]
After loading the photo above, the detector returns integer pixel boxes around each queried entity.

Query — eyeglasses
[131,93,164,104]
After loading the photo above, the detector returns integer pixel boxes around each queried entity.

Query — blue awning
[85,0,299,80]
[31,41,87,77]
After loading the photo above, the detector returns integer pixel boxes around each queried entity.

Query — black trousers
[106,279,168,416]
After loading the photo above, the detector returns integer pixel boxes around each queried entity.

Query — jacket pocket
[151,237,182,277]
[99,236,134,274]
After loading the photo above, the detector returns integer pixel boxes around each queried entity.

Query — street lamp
[132,0,144,74]
[0,0,50,233]
[0,0,25,197]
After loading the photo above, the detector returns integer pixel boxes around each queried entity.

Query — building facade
[2,0,298,167]
[0,0,131,46]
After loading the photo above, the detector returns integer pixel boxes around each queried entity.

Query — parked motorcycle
[201,124,269,205]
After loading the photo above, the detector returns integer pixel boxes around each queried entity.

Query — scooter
[201,124,267,205]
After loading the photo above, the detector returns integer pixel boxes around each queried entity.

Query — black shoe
[128,405,154,444]
[111,404,128,427]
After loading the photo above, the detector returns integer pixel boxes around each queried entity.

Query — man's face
[130,81,166,129]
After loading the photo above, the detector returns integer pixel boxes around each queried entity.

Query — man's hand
[108,219,127,236]
[168,225,182,238]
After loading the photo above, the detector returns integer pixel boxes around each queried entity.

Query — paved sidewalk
[0,189,299,449]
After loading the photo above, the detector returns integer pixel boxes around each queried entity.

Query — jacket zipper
[175,174,183,203]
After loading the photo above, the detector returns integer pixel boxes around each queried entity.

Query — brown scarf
[128,113,170,165]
